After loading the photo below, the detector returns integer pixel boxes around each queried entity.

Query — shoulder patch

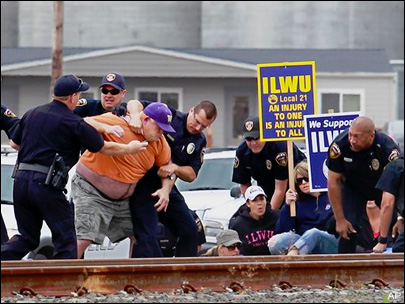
[329,143,341,159]
[4,108,17,118]
[200,147,206,163]
[234,156,240,169]
[388,149,400,162]
[76,98,88,107]
[275,152,288,167]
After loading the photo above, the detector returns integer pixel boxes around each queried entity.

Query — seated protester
[373,152,404,253]
[202,229,242,257]
[229,185,279,255]
[268,160,337,256]
[356,201,388,252]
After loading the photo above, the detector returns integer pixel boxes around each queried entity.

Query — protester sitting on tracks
[229,185,279,255]
[201,229,242,257]
[71,102,174,259]
[267,160,338,256]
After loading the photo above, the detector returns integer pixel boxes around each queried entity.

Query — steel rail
[1,253,403,297]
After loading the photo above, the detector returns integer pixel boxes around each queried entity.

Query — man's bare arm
[99,140,147,156]
[270,179,288,210]
[84,117,124,137]
[158,163,197,182]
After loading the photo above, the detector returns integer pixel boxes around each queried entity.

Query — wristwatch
[168,173,176,180]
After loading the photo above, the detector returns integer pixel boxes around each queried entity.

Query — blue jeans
[268,228,338,255]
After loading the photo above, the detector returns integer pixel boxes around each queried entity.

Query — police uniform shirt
[140,100,206,174]
[1,104,19,138]
[73,98,107,117]
[327,129,400,200]
[12,101,105,169]
[376,156,404,216]
[232,141,290,197]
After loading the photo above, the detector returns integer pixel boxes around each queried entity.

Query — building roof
[1,46,393,75]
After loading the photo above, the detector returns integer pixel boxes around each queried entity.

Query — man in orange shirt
[71,102,174,258]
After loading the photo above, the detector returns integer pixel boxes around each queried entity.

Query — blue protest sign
[304,112,360,192]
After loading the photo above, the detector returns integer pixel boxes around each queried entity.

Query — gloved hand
[111,103,127,117]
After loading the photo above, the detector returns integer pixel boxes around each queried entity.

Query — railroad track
[1,253,403,297]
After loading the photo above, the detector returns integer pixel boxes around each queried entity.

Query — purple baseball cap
[144,102,176,133]
[54,74,89,96]
[100,73,125,90]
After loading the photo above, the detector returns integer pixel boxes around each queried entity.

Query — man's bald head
[349,116,375,152]
[351,116,375,134]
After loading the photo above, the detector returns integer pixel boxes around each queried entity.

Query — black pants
[1,171,77,260]
[1,213,9,245]
[338,184,382,254]
[130,169,198,257]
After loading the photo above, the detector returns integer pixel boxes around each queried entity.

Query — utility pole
[50,1,64,97]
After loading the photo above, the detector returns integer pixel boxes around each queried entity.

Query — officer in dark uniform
[327,116,400,254]
[1,74,141,260]
[125,99,217,257]
[74,72,126,117]
[373,151,404,253]
[158,210,206,257]
[1,104,20,245]
[232,116,306,210]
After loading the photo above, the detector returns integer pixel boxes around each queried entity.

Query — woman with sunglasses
[202,229,242,256]
[268,160,338,256]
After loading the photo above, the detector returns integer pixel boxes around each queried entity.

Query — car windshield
[1,164,14,204]
[176,157,237,191]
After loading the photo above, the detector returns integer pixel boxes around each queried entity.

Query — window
[233,97,250,138]
[135,88,182,110]
[318,90,364,114]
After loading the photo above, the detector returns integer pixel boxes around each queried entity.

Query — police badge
[245,120,254,132]
[371,158,380,171]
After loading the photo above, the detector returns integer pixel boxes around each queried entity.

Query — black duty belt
[18,163,50,174]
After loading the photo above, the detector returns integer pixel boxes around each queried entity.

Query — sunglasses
[245,137,259,142]
[225,243,242,251]
[101,87,121,95]
[297,176,309,185]
[77,78,84,91]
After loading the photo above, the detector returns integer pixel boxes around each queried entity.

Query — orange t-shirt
[80,113,171,183]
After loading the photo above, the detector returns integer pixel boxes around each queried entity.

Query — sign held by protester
[257,61,317,141]
[304,112,360,192]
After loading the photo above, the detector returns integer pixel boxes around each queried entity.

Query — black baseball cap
[243,116,260,139]
[54,74,89,96]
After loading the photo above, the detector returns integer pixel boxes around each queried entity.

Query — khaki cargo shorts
[71,173,133,244]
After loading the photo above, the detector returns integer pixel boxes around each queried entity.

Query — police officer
[232,116,306,210]
[1,104,20,245]
[74,72,126,117]
[1,74,144,260]
[327,116,400,254]
[373,152,404,253]
[125,99,217,257]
